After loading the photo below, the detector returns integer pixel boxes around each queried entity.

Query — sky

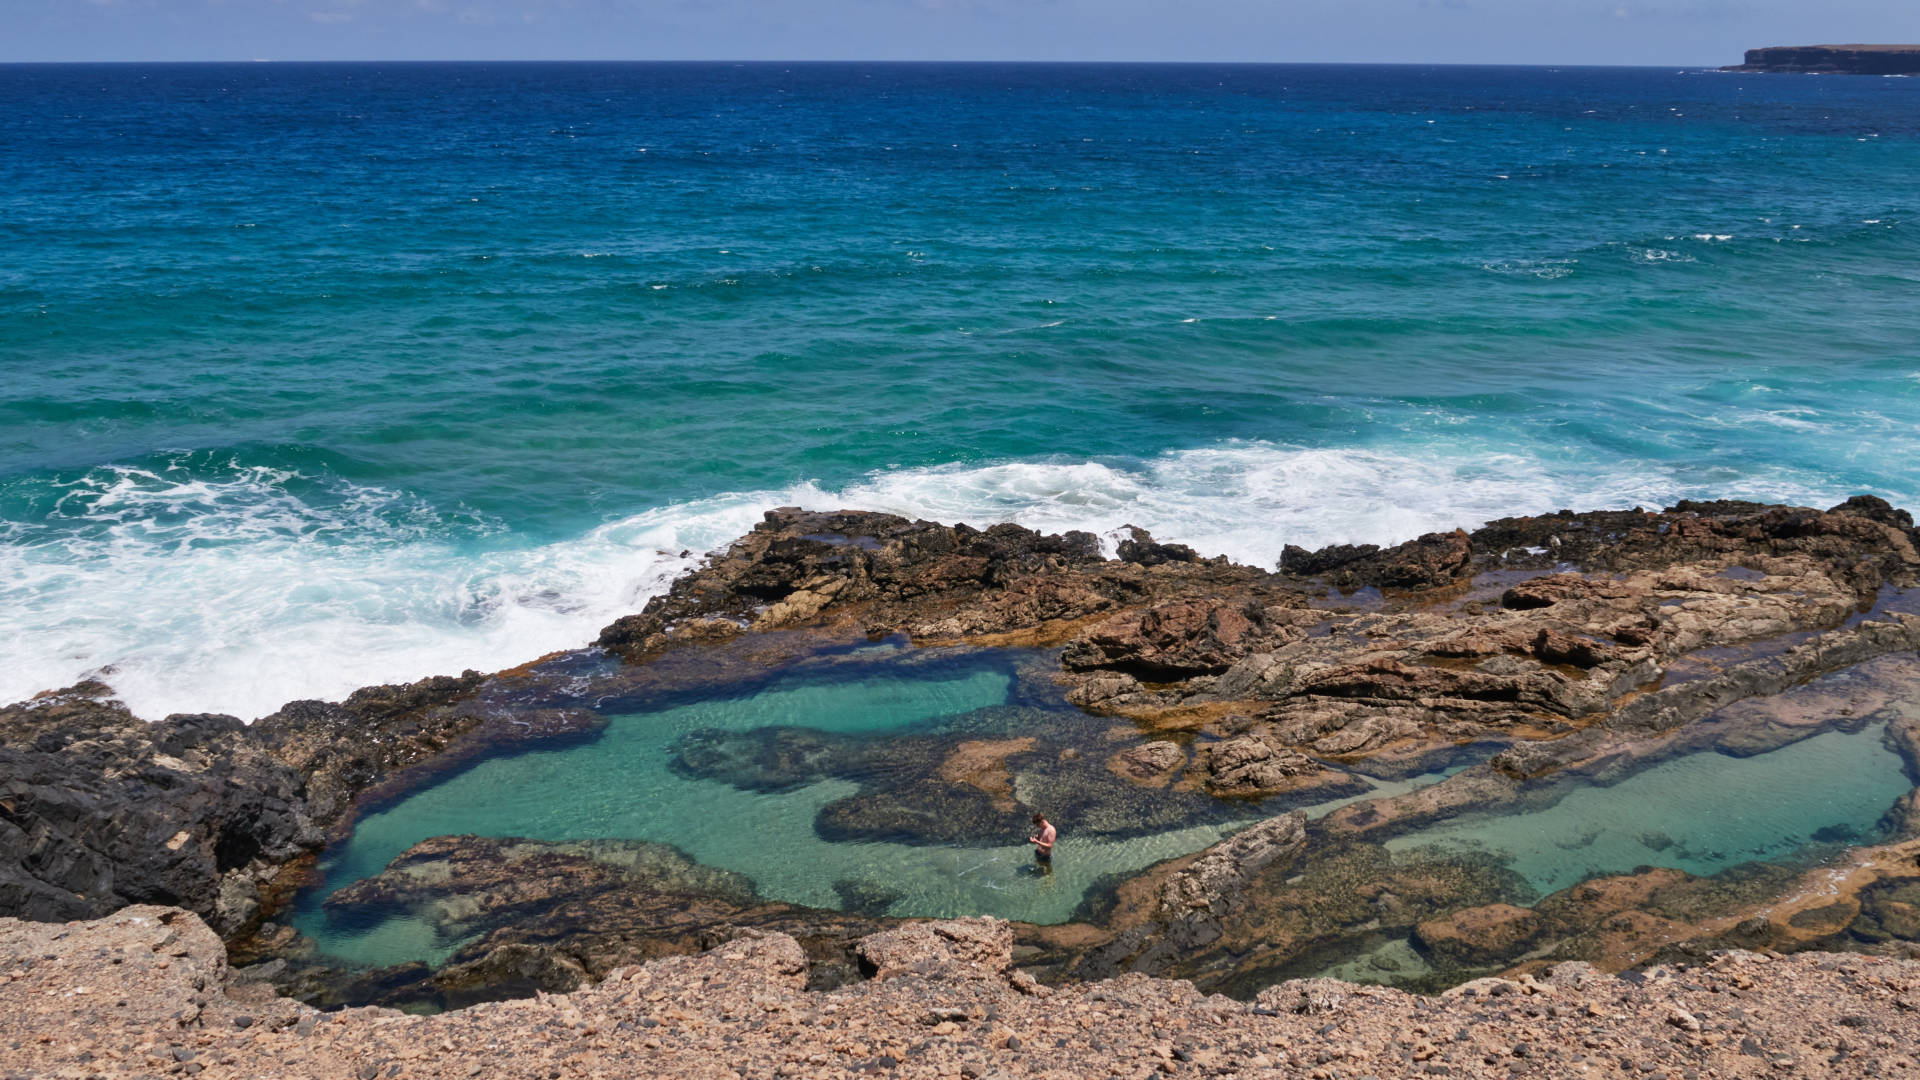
[4,0,1919,66]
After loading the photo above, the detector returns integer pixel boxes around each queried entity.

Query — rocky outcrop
[1068,498,1920,792]
[9,495,1920,1015]
[1280,527,1473,590]
[1063,597,1290,679]
[276,834,894,1009]
[855,916,1013,978]
[251,670,601,829]
[1072,812,1313,980]
[1160,811,1309,922]
[1201,735,1369,799]
[11,907,1920,1080]
[594,509,1281,653]
[0,684,317,938]
[1725,44,1920,74]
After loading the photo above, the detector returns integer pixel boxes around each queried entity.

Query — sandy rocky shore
[6,495,1920,1073]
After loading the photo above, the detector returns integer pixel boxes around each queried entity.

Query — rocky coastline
[1722,45,1920,74]
[5,496,1920,1063]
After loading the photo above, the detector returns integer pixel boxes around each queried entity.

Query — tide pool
[1385,724,1915,898]
[294,648,1440,968]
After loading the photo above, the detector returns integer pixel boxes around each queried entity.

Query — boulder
[1204,736,1327,795]
[856,917,1013,977]
[1112,740,1187,783]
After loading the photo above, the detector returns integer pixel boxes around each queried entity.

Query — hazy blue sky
[7,0,1919,65]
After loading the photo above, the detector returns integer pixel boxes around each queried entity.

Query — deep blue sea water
[3,62,1917,719]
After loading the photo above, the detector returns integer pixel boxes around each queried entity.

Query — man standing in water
[1029,812,1056,869]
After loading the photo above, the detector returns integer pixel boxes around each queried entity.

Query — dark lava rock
[250,670,495,827]
[1116,526,1207,568]
[597,509,1107,651]
[0,683,318,937]
[293,834,890,1010]
[1280,529,1473,591]
[594,508,1283,654]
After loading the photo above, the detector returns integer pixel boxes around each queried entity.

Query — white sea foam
[0,444,1851,722]
[1482,258,1576,280]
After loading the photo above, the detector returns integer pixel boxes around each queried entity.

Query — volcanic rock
[0,683,317,938]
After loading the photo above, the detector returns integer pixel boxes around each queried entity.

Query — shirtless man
[1028,813,1056,864]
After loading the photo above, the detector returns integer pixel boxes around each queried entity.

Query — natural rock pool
[291,640,1918,977]
[293,644,1440,967]
[1384,723,1915,899]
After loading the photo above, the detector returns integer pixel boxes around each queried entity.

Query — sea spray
[0,440,1862,719]
[4,63,1917,718]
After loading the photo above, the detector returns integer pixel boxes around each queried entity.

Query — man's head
[1031,813,1048,826]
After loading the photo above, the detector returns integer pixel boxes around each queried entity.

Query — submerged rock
[9,495,1920,1012]
[295,833,892,1009]
[1412,903,1546,967]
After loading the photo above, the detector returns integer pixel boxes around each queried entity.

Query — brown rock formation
[1413,903,1547,967]
[9,496,1920,1013]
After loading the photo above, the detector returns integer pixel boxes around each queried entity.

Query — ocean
[2,61,1916,721]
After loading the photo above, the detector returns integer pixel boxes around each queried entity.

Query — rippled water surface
[1387,724,1914,897]
[3,63,1918,717]
[295,648,1444,966]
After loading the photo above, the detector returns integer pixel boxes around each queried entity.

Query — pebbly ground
[3,907,1916,1080]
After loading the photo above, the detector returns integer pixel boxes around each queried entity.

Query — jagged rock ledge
[1723,44,1920,74]
[6,495,1920,1011]
[5,906,1920,1079]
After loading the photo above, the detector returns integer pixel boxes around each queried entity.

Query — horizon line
[0,57,1732,68]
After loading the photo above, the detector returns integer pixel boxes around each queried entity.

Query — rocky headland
[1722,45,1920,74]
[5,496,1920,1065]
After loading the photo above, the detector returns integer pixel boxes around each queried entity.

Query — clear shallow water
[1385,725,1915,898]
[295,650,1436,968]
[3,63,1919,718]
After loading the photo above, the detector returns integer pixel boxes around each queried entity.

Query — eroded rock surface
[8,497,1920,1014]
[0,684,317,938]
[278,834,893,1009]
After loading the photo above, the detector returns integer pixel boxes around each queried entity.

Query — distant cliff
[1724,44,1920,74]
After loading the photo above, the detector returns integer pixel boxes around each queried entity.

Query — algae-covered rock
[1412,903,1546,967]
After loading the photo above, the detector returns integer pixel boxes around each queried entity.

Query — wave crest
[0,443,1849,721]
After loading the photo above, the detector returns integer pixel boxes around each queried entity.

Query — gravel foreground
[4,907,1917,1080]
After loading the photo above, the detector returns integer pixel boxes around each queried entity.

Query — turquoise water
[1385,725,1915,898]
[294,649,1437,967]
[2,63,1918,718]
[297,658,1914,968]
